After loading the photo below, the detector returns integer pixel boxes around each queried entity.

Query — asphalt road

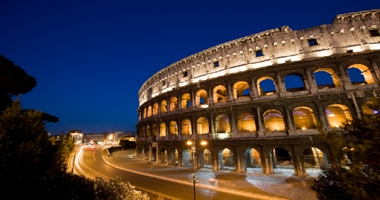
[75,146,272,200]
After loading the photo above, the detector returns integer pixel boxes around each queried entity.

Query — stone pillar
[250,77,259,98]
[292,145,306,177]
[337,62,350,86]
[348,92,362,119]
[234,146,242,173]
[230,111,237,134]
[276,72,285,93]
[158,101,161,116]
[156,123,160,141]
[166,122,170,140]
[262,146,273,174]
[256,107,265,136]
[192,115,196,136]
[191,89,196,107]
[369,58,380,83]
[167,147,172,165]
[210,113,215,134]
[212,148,219,171]
[227,81,234,102]
[178,93,181,110]
[314,102,329,129]
[283,105,295,135]
[208,87,214,105]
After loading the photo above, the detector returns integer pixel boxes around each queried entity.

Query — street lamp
[187,139,207,200]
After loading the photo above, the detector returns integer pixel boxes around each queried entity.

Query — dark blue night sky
[1,0,379,135]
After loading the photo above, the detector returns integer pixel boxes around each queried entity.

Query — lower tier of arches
[135,137,341,177]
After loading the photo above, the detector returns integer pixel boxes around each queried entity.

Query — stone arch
[348,64,374,84]
[213,85,228,103]
[181,93,191,108]
[270,148,294,175]
[159,147,167,164]
[237,112,256,132]
[170,97,178,111]
[284,74,305,91]
[196,89,208,106]
[293,107,317,130]
[257,76,276,96]
[362,101,379,116]
[218,148,235,171]
[197,117,209,134]
[152,124,157,136]
[151,147,157,162]
[263,109,285,131]
[146,125,151,136]
[243,148,262,173]
[161,100,167,113]
[302,147,329,177]
[182,148,192,167]
[215,115,230,133]
[314,68,340,87]
[148,106,152,117]
[233,81,250,99]
[170,148,179,165]
[153,103,158,115]
[181,119,192,135]
[169,121,178,135]
[325,104,352,128]
[160,123,166,137]
[199,148,212,169]
[143,108,147,118]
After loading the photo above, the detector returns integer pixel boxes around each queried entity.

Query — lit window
[346,50,353,53]
[162,81,165,86]
[183,71,188,77]
[308,39,318,46]
[214,62,219,67]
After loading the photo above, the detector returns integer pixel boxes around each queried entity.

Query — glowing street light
[187,139,207,200]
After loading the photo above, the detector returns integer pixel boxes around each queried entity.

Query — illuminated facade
[136,9,380,176]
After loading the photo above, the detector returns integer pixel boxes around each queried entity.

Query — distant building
[85,134,104,143]
[69,130,83,144]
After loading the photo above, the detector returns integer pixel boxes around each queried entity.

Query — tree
[311,98,380,200]
[0,55,36,111]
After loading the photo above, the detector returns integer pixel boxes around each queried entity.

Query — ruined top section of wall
[333,9,380,24]
[138,9,380,106]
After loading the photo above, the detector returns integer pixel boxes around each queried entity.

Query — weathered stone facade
[136,9,380,177]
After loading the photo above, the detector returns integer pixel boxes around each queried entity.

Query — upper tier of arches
[138,10,380,106]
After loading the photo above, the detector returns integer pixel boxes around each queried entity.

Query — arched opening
[152,124,157,136]
[170,97,178,111]
[293,107,317,130]
[139,112,141,121]
[314,68,340,88]
[146,125,151,136]
[264,110,285,131]
[145,147,150,160]
[143,108,147,118]
[181,119,192,135]
[218,148,235,171]
[170,149,179,165]
[182,148,192,168]
[160,148,167,164]
[161,100,167,113]
[284,74,305,92]
[151,147,157,162]
[197,117,209,134]
[199,148,212,169]
[325,104,352,128]
[148,106,152,117]
[257,77,276,96]
[213,85,228,103]
[181,93,191,108]
[348,64,374,85]
[196,89,208,106]
[215,115,230,133]
[159,123,166,137]
[141,146,145,159]
[270,148,294,175]
[243,148,262,173]
[153,103,158,115]
[169,121,178,135]
[238,113,256,132]
[233,81,250,99]
[303,147,329,177]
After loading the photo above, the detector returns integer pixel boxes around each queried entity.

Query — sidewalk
[105,149,317,200]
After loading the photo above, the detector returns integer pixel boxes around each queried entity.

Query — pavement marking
[100,147,290,200]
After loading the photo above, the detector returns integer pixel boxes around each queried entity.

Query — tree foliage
[311,98,380,200]
[0,55,36,111]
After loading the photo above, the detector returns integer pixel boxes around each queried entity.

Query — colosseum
[136,9,380,177]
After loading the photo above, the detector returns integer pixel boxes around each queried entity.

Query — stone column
[178,93,181,110]
[191,89,196,107]
[314,102,329,129]
[283,105,295,135]
[369,58,380,82]
[158,101,161,116]
[156,123,160,141]
[208,87,214,105]
[348,92,362,119]
[227,81,234,102]
[212,148,219,171]
[192,115,197,136]
[337,62,350,86]
[292,145,306,177]
[250,77,259,98]
[234,146,242,173]
[256,107,264,136]
[210,113,215,134]
[166,122,170,140]
[230,111,237,135]
[276,72,285,93]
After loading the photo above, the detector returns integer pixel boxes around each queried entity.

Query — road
[74,146,277,200]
